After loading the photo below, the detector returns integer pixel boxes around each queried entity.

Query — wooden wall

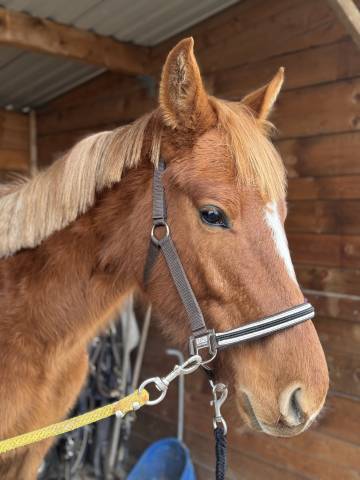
[36,0,360,478]
[0,109,29,177]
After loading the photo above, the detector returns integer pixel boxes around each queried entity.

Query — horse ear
[242,67,285,121]
[159,37,215,130]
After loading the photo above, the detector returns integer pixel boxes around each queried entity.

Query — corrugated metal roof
[0,47,103,110]
[0,0,239,110]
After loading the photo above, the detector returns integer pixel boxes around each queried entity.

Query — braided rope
[0,389,148,455]
[214,426,227,480]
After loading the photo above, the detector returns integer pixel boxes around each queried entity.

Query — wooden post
[29,110,37,176]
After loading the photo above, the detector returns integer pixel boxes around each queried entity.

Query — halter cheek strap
[144,160,315,362]
[144,160,208,337]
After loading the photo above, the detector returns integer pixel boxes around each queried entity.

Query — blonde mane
[0,112,161,257]
[0,100,285,258]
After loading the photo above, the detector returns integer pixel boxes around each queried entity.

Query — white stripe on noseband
[264,202,298,284]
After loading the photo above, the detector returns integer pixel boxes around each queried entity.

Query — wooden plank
[0,109,29,171]
[316,317,360,355]
[37,129,99,167]
[39,73,140,112]
[296,265,360,296]
[304,290,360,323]
[287,200,360,235]
[37,86,156,135]
[0,8,150,75]
[152,0,349,75]
[0,128,29,151]
[36,74,148,163]
[38,77,360,139]
[278,132,360,178]
[288,233,360,268]
[0,109,28,132]
[325,349,360,397]
[0,149,28,171]
[320,393,360,444]
[214,39,360,98]
[327,0,360,50]
[288,176,360,200]
[225,426,360,479]
[274,77,360,138]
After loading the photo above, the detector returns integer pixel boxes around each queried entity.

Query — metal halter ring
[138,376,168,406]
[151,220,170,247]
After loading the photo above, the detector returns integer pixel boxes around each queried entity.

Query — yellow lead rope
[0,389,149,455]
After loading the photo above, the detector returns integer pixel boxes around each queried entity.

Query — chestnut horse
[0,38,328,479]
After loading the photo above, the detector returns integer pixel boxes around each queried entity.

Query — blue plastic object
[127,437,196,480]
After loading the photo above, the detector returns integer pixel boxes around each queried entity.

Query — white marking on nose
[264,202,298,284]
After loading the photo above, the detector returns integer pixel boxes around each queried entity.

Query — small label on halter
[189,329,217,357]
[196,335,210,348]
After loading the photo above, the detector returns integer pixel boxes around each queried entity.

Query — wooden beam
[0,8,150,75]
[327,0,360,50]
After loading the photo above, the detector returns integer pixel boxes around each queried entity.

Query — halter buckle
[189,329,217,365]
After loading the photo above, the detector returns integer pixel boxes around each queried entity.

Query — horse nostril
[279,385,306,427]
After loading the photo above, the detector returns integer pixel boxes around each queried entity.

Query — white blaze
[264,202,298,284]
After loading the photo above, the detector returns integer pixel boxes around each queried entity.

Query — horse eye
[199,205,229,228]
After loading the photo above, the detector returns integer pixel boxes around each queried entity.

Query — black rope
[214,426,227,480]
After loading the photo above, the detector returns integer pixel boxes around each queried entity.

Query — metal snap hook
[210,381,228,435]
[138,355,202,406]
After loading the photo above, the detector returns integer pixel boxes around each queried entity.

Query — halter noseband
[144,160,315,364]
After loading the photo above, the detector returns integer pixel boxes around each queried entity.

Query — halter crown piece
[144,160,315,366]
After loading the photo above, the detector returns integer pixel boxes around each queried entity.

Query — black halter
[144,160,314,363]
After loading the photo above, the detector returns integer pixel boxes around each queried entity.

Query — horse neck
[1,163,153,350]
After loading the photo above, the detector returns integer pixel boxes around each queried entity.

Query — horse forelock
[210,97,286,202]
